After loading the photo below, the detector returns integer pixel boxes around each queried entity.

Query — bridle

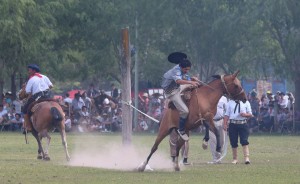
[220,75,244,99]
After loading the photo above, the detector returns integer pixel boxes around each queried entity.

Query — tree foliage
[0,0,300,109]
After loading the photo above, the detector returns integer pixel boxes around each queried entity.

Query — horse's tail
[50,107,63,124]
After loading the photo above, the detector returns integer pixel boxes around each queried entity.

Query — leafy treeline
[0,0,299,109]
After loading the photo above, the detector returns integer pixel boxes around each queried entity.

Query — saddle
[168,85,199,110]
[28,98,57,115]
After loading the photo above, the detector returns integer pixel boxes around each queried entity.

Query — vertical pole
[121,27,132,145]
[134,12,139,131]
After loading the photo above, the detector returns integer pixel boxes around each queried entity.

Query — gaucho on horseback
[161,53,200,141]
[22,64,53,132]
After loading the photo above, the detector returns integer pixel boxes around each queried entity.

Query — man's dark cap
[27,64,40,72]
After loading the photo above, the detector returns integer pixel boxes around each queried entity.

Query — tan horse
[19,86,70,161]
[138,71,247,171]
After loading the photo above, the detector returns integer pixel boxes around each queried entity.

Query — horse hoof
[37,155,43,159]
[174,167,180,172]
[66,157,71,162]
[137,162,147,172]
[43,157,51,161]
[202,141,208,150]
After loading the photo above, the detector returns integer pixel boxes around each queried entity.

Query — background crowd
[0,85,298,134]
[247,89,298,133]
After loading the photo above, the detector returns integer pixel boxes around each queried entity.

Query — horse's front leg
[202,121,209,150]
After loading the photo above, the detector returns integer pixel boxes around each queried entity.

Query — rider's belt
[230,119,247,124]
[213,117,223,121]
[33,90,48,99]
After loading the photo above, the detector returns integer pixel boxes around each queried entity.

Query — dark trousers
[22,93,50,114]
[228,123,249,148]
[22,97,35,114]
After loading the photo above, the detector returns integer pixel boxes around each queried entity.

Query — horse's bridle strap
[221,75,244,99]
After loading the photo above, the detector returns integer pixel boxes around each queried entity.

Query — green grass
[0,132,300,184]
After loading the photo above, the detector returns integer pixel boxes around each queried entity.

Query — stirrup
[176,129,189,141]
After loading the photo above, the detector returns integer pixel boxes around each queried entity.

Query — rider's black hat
[167,52,187,64]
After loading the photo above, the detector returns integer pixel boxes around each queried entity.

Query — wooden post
[121,27,132,145]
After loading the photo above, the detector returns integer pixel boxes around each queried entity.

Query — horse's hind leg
[60,128,70,161]
[31,129,44,160]
[43,132,51,161]
[138,126,170,172]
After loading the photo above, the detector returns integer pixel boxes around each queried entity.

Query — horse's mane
[205,74,221,84]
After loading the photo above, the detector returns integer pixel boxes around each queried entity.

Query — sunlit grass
[0,132,299,184]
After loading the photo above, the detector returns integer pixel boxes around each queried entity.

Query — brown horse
[138,71,247,171]
[19,87,70,161]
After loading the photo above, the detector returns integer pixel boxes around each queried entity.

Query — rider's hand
[190,81,200,87]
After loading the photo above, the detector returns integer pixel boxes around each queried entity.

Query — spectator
[138,114,148,132]
[80,106,89,118]
[278,92,289,109]
[71,92,85,120]
[81,92,92,112]
[0,104,8,124]
[111,83,119,100]
[12,98,22,114]
[8,113,23,131]
[4,91,13,112]
[64,114,72,132]
[266,91,275,106]
[149,102,161,133]
[139,92,149,113]
[63,93,72,106]
[258,107,272,131]
[286,92,295,111]
[87,83,98,98]
[260,94,269,109]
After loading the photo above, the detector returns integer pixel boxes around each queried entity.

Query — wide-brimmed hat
[167,52,187,64]
[27,64,40,72]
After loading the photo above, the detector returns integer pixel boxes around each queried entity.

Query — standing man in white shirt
[208,96,228,164]
[22,64,53,131]
[223,99,253,164]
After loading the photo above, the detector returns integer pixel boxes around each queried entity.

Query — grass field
[0,132,299,184]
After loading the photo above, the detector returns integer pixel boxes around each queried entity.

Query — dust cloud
[68,136,173,171]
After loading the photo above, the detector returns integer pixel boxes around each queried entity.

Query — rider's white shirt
[26,75,52,95]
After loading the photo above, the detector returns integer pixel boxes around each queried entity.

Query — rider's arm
[176,79,199,87]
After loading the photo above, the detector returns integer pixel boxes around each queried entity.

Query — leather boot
[243,145,250,164]
[23,114,32,132]
[232,148,238,164]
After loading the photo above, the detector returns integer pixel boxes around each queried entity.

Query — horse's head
[18,83,29,100]
[220,70,247,103]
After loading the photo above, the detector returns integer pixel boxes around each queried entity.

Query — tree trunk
[0,79,3,103]
[11,72,17,100]
[121,27,132,146]
[294,76,300,112]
